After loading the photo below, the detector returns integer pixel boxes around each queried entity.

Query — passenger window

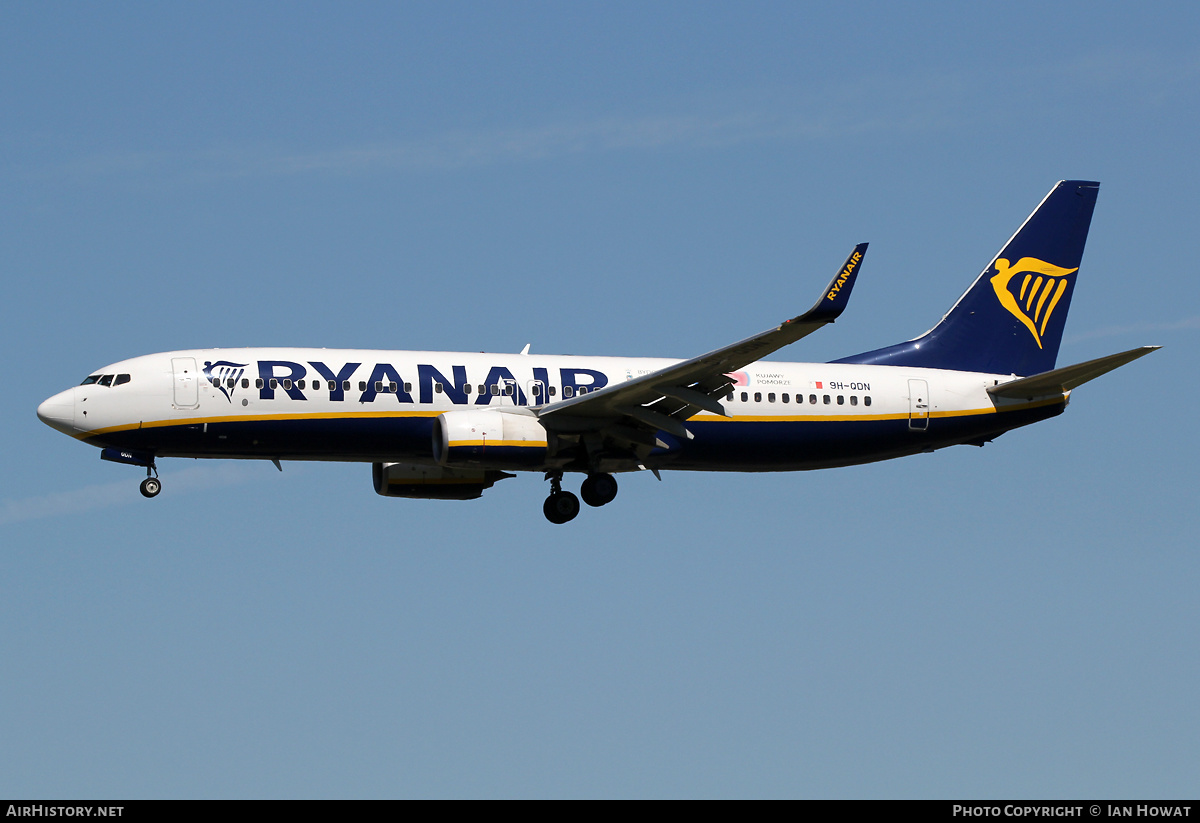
[837,395,844,405]
[740,392,748,402]
[549,386,557,397]
[505,384,514,396]
[491,384,500,396]
[226,378,235,388]
[297,380,305,390]
[850,395,858,406]
[768,393,775,403]
[404,382,412,393]
[782,393,789,403]
[478,384,487,395]
[283,379,293,390]
[564,386,574,398]
[358,381,366,391]
[823,395,830,404]
[256,378,265,389]
[389,382,398,393]
[434,383,443,393]
[464,384,472,395]
[242,378,250,389]
[577,387,587,395]
[115,374,131,386]
[342,381,351,391]
[270,378,278,390]
[809,394,817,404]
[865,396,872,406]
[375,381,383,392]
[754,392,762,402]
[327,381,335,391]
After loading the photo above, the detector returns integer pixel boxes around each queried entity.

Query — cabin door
[908,379,929,431]
[172,357,199,409]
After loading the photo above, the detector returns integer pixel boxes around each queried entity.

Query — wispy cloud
[20,48,1199,185]
[0,463,263,527]
[263,111,838,175]
[1066,315,1200,344]
[42,109,850,183]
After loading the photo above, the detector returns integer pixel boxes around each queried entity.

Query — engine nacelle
[372,462,512,500]
[434,409,549,470]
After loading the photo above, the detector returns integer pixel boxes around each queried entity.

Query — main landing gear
[580,473,618,508]
[543,471,618,524]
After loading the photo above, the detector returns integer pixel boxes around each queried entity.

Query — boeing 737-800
[37,180,1157,523]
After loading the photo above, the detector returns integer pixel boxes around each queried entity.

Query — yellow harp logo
[990,257,1077,349]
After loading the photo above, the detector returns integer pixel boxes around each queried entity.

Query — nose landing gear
[139,463,161,498]
[101,448,161,498]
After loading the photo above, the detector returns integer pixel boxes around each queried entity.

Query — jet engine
[434,409,550,470]
[372,462,513,500]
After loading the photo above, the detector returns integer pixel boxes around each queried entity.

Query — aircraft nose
[37,389,76,435]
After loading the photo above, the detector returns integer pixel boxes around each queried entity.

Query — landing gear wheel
[543,491,580,524]
[140,477,161,498]
[580,473,618,507]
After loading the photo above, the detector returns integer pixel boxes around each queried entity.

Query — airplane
[36,180,1158,523]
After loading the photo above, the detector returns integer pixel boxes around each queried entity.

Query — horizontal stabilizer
[988,346,1160,400]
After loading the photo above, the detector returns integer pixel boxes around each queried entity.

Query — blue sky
[3,2,1198,798]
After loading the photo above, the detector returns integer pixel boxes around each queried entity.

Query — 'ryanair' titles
[245,361,610,406]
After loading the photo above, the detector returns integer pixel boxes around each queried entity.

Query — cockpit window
[114,374,131,386]
[98,375,114,387]
[81,375,101,385]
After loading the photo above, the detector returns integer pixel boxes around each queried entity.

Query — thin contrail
[1066,315,1199,344]
[0,463,265,527]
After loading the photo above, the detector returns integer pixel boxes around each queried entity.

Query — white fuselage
[37,347,1065,473]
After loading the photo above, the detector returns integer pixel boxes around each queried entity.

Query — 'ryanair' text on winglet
[796,242,868,324]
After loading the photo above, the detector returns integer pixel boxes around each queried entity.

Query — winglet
[799,243,868,323]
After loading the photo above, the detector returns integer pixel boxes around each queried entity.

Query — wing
[536,244,867,448]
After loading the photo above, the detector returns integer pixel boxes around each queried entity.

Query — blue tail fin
[833,180,1099,376]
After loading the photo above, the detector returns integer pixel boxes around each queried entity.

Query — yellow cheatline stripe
[76,395,1067,440]
[389,478,483,486]
[687,395,1064,423]
[78,409,444,439]
[691,412,909,423]
[448,439,547,448]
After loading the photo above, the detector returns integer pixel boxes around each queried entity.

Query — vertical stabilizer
[834,180,1099,376]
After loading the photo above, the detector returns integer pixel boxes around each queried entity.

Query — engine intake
[434,410,550,469]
